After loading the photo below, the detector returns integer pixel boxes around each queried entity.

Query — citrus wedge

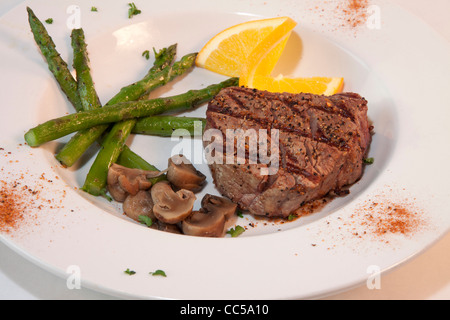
[248,74,344,95]
[238,23,344,95]
[196,17,297,77]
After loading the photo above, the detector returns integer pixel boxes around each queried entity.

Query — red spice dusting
[365,203,420,235]
[340,0,370,29]
[349,194,426,242]
[0,146,67,234]
[0,180,38,233]
[312,189,429,251]
[308,0,371,33]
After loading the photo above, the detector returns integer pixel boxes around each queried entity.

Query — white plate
[0,0,449,299]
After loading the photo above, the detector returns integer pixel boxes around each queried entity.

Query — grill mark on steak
[209,97,351,152]
[205,86,372,218]
[206,112,320,185]
[222,86,357,124]
[279,95,356,123]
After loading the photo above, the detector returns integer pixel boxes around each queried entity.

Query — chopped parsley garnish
[287,214,297,221]
[236,209,244,218]
[138,215,153,227]
[45,18,53,24]
[128,3,141,18]
[91,7,98,12]
[142,50,150,60]
[226,225,245,237]
[124,268,136,275]
[363,157,375,164]
[150,269,167,277]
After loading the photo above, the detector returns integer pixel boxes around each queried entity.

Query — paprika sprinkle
[308,0,371,33]
[0,179,32,233]
[349,192,427,242]
[0,146,67,235]
[339,0,370,29]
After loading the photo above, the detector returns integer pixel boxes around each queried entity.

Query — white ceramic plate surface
[0,0,449,299]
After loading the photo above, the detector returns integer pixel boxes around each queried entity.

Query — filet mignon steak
[204,86,372,218]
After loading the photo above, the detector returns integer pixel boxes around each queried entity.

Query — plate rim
[1,0,450,300]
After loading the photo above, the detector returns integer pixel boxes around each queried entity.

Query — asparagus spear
[26,8,170,187]
[132,116,206,137]
[27,7,83,112]
[81,53,200,196]
[69,37,170,182]
[83,119,135,197]
[24,77,238,147]
[70,28,101,111]
[55,44,178,167]
[105,46,178,106]
[54,28,108,168]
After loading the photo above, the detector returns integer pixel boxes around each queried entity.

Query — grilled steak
[204,86,372,218]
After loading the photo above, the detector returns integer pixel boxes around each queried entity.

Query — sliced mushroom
[181,209,226,237]
[151,220,182,234]
[107,163,164,202]
[166,154,206,192]
[181,194,237,237]
[151,181,196,224]
[201,194,237,221]
[123,190,155,222]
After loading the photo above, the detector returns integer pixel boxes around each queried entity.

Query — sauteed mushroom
[107,157,240,238]
[201,194,237,221]
[107,163,164,202]
[181,194,238,237]
[181,209,226,237]
[166,154,206,192]
[150,181,196,224]
[123,190,155,222]
[151,220,182,234]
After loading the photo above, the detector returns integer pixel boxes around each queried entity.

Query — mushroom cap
[151,181,196,224]
[166,155,206,192]
[107,163,164,202]
[123,190,155,222]
[151,220,182,234]
[201,194,237,221]
[181,210,226,237]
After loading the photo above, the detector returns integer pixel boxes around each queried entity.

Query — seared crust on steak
[204,87,372,218]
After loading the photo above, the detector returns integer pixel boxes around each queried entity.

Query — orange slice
[196,17,297,77]
[248,75,344,95]
[238,24,344,95]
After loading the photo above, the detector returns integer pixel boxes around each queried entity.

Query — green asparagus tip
[27,7,36,19]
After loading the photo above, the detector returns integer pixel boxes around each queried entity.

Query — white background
[0,0,449,300]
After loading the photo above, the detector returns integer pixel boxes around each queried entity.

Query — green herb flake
[226,225,245,237]
[124,268,136,276]
[236,209,244,218]
[142,50,150,60]
[363,157,375,164]
[150,269,167,277]
[287,214,297,221]
[91,7,98,12]
[128,3,142,19]
[45,18,53,24]
[138,215,153,227]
